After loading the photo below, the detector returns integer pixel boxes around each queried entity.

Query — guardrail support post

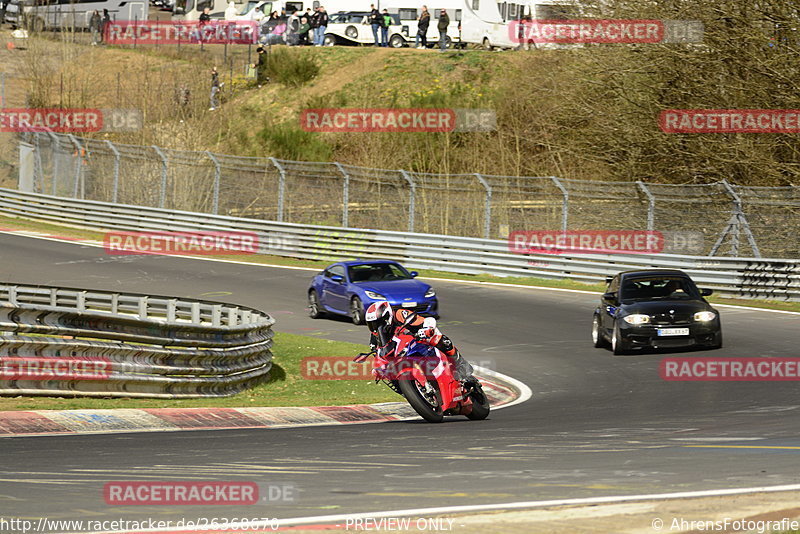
[67,134,85,199]
[474,173,492,239]
[551,176,569,231]
[335,162,350,228]
[399,170,416,233]
[138,297,148,319]
[636,181,655,231]
[46,132,60,196]
[152,146,169,208]
[106,141,121,204]
[270,157,286,222]
[206,151,221,215]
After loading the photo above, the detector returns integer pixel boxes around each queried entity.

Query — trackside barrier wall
[0,188,798,301]
[0,282,275,398]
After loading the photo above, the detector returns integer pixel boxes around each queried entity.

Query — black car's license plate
[657,328,689,336]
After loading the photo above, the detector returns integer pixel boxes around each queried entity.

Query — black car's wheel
[350,296,365,325]
[611,321,629,355]
[592,315,609,348]
[308,290,325,319]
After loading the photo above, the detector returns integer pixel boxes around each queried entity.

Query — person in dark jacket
[416,5,429,49]
[369,4,381,46]
[380,9,391,47]
[100,9,111,42]
[199,7,211,25]
[437,9,449,51]
[314,6,328,46]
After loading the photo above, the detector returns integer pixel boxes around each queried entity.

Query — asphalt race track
[1,232,799,529]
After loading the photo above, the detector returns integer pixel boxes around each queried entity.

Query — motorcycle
[355,326,490,423]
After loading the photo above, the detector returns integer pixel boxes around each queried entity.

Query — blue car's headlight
[424,288,436,298]
[365,290,386,300]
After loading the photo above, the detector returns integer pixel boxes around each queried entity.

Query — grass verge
[0,213,799,313]
[0,332,397,411]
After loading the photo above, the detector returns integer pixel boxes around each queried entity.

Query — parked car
[592,269,722,354]
[323,11,405,47]
[308,260,438,324]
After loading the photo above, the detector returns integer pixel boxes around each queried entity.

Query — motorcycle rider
[365,301,478,386]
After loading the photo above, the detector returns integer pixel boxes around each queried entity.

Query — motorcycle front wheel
[398,366,444,423]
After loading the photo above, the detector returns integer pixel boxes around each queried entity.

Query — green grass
[0,332,397,411]
[1,213,799,313]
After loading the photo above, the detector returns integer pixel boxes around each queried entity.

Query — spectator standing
[224,1,237,20]
[369,4,381,46]
[416,6,429,49]
[251,6,264,23]
[100,9,110,42]
[286,10,300,45]
[380,9,391,47]
[89,10,102,45]
[314,6,328,47]
[199,7,211,25]
[209,67,220,111]
[437,8,449,51]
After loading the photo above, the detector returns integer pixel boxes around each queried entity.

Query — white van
[460,0,577,50]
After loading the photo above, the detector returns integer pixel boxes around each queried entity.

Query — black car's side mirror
[602,291,617,302]
[409,271,418,278]
[700,288,713,296]
[330,274,344,283]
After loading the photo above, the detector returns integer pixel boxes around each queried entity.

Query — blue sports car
[307,260,438,324]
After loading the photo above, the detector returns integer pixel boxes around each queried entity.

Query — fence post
[152,146,168,208]
[474,173,492,239]
[206,151,221,215]
[46,131,60,196]
[67,134,84,199]
[269,157,286,222]
[335,162,350,228]
[551,176,569,231]
[711,180,761,258]
[105,141,121,203]
[636,181,655,231]
[399,170,416,233]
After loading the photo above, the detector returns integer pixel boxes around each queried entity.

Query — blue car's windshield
[348,263,411,283]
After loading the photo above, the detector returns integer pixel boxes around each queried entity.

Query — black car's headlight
[424,288,436,298]
[365,290,386,300]
[694,311,716,322]
[623,314,650,325]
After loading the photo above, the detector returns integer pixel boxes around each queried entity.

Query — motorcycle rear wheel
[398,368,444,423]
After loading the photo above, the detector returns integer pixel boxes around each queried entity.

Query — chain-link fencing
[24,132,800,258]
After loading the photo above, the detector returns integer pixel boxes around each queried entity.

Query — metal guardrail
[0,281,275,398]
[0,188,798,301]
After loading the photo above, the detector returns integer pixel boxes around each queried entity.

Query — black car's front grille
[651,313,692,325]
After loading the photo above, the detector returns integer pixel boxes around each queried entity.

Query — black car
[592,269,722,354]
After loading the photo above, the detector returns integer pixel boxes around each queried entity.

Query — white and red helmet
[365,301,393,334]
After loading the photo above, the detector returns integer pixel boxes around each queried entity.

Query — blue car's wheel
[308,290,325,319]
[350,296,365,325]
